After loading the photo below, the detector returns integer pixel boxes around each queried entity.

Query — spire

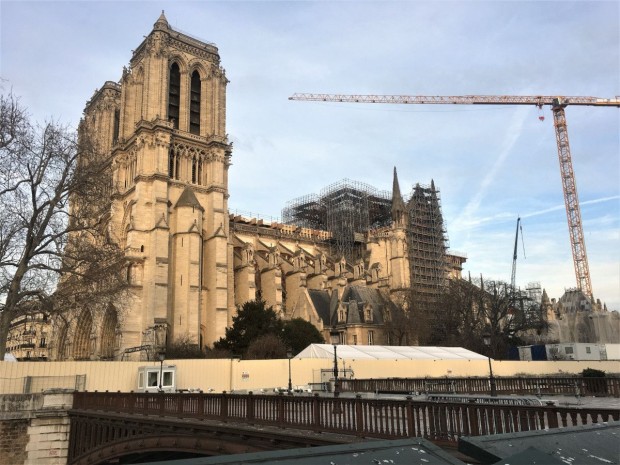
[154,10,169,30]
[391,167,406,226]
[431,179,438,197]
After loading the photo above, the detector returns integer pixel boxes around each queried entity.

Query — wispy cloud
[452,106,530,232]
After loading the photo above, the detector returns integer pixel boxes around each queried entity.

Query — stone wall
[0,391,73,465]
[0,419,29,465]
[0,395,42,465]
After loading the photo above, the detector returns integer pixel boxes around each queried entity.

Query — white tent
[296,344,487,360]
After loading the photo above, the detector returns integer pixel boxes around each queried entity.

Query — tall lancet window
[168,63,180,129]
[189,70,201,135]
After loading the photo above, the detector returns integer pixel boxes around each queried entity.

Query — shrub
[582,368,605,378]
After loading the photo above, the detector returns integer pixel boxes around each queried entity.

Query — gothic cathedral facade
[49,14,465,360]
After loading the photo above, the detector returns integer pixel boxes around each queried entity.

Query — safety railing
[339,376,620,397]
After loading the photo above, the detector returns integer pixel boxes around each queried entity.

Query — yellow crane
[289,93,620,299]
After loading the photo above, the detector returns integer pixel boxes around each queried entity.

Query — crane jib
[289,94,620,107]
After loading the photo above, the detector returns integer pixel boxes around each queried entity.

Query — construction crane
[510,217,525,295]
[289,93,620,299]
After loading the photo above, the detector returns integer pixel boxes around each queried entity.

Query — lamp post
[482,332,497,397]
[287,349,293,394]
[329,328,340,396]
[157,350,166,392]
[229,355,240,393]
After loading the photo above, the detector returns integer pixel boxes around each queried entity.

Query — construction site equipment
[289,94,620,299]
[511,217,524,294]
[282,179,392,260]
[407,181,448,304]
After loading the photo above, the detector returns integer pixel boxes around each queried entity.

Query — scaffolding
[406,183,449,305]
[282,179,391,260]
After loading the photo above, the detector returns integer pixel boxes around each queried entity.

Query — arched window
[168,147,175,178]
[168,63,180,129]
[192,156,197,183]
[112,109,120,144]
[190,70,201,135]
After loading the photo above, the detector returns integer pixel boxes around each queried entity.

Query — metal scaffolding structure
[406,182,449,304]
[282,179,391,260]
[283,178,450,299]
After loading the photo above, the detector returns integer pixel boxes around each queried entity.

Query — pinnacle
[154,10,169,30]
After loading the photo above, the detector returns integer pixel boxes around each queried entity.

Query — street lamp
[157,350,166,392]
[287,349,293,394]
[329,328,340,396]
[482,332,497,397]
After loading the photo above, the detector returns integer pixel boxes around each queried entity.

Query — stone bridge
[2,390,620,465]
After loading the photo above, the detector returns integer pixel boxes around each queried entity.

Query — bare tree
[428,276,483,347]
[382,304,413,345]
[386,275,547,358]
[470,277,547,358]
[0,90,128,360]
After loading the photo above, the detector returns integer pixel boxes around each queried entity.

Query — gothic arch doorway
[73,310,93,360]
[100,306,118,360]
[55,319,69,361]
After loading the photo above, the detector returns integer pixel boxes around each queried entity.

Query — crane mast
[289,93,620,299]
[511,217,523,294]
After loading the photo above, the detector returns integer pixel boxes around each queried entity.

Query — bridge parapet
[73,391,620,443]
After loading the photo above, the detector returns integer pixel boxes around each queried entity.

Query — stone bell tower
[85,12,233,355]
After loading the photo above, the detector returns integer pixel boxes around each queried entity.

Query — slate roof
[308,289,331,324]
[140,438,465,465]
[340,286,389,325]
[459,420,620,465]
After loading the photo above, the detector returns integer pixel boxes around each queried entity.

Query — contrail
[521,195,620,219]
[453,106,530,231]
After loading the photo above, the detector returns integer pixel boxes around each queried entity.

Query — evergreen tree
[214,300,283,356]
[281,318,324,354]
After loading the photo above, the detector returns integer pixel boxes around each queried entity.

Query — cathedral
[48,13,466,361]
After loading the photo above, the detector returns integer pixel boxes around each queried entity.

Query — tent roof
[296,344,487,360]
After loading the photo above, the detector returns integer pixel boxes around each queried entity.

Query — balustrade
[339,376,620,397]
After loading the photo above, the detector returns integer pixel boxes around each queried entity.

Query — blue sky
[1,0,618,310]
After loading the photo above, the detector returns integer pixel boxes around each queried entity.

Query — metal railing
[72,391,620,443]
[339,376,620,397]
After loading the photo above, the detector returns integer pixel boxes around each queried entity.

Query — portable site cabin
[545,343,607,361]
[137,365,177,392]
